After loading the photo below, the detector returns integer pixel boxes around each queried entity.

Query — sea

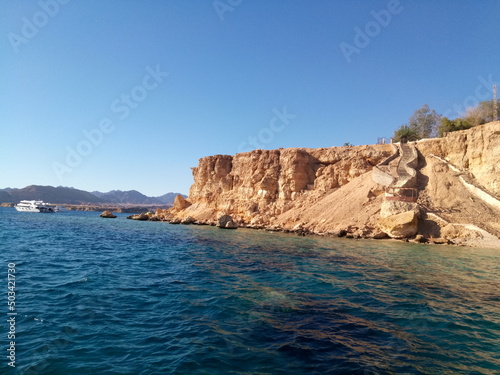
[0,207,499,375]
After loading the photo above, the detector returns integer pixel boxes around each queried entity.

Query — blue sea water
[0,207,499,375]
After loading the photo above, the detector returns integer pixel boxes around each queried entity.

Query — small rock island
[100,210,117,218]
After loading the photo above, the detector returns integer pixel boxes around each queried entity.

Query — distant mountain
[0,185,105,204]
[0,191,13,203]
[91,189,155,204]
[0,185,186,206]
[91,190,185,205]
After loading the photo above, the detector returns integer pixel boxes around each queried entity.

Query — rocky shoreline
[126,208,470,246]
[128,122,500,249]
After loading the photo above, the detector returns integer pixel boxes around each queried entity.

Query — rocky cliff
[178,145,392,225]
[415,122,500,197]
[167,122,500,247]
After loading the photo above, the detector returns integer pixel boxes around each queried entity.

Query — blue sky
[1,0,499,196]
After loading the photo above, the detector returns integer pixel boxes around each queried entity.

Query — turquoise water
[1,207,499,374]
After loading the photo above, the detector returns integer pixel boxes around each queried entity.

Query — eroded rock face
[173,195,191,210]
[416,121,500,196]
[187,145,393,223]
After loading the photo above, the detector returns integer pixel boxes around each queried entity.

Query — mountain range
[0,185,186,205]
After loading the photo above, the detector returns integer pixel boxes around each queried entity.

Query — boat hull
[15,206,41,213]
[14,200,55,213]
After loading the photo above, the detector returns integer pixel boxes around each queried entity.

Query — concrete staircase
[372,142,420,238]
[372,142,418,191]
[371,144,399,187]
[394,143,418,189]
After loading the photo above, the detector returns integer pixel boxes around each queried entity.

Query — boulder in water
[126,212,150,221]
[100,210,117,218]
[378,210,418,239]
[217,215,238,229]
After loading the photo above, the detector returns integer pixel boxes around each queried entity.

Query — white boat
[14,200,55,213]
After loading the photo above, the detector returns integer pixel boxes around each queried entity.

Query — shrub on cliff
[463,100,499,127]
[393,125,419,143]
[438,117,472,137]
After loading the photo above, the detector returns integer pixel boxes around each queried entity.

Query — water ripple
[1,209,499,374]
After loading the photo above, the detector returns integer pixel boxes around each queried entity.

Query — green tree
[408,104,441,138]
[393,125,419,143]
[438,117,472,137]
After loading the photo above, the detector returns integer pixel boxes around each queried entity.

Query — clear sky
[1,0,499,196]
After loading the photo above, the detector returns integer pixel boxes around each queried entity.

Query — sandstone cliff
[175,145,393,228]
[414,121,500,245]
[168,122,500,247]
[415,122,500,197]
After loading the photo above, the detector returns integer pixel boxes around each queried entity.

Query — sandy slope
[416,155,500,248]
[273,171,384,236]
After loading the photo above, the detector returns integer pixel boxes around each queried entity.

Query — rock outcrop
[162,122,500,247]
[378,200,419,238]
[100,210,117,218]
[173,194,191,211]
[378,210,418,239]
[127,212,150,221]
[217,215,238,229]
[182,145,393,225]
[154,208,173,221]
